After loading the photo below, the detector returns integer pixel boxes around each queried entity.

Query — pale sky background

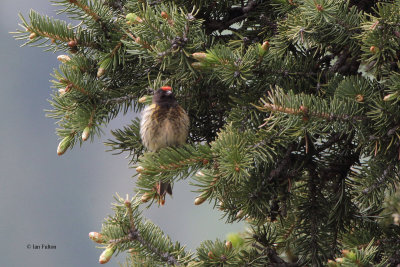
[0,1,244,266]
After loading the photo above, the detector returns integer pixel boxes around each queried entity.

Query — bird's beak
[165,90,172,96]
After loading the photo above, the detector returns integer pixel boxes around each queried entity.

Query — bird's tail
[156,181,172,205]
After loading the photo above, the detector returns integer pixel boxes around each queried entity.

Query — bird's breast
[140,104,189,152]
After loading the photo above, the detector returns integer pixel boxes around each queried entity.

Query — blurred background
[0,1,244,266]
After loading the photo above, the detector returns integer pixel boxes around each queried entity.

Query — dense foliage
[14,0,400,266]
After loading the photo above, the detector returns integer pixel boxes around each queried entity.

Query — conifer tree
[13,0,400,266]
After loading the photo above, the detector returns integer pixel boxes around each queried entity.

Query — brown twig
[251,243,299,267]
[110,199,181,266]
[362,164,395,195]
[69,0,101,21]
[205,0,259,34]
[27,26,74,43]
[259,103,366,122]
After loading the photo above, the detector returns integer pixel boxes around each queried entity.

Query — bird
[140,86,189,204]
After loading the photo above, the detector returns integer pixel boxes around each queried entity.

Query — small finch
[140,86,189,204]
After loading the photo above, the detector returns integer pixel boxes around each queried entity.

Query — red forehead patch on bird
[161,86,172,91]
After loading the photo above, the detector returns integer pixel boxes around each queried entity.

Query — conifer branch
[128,232,181,266]
[105,200,183,265]
[137,146,211,175]
[157,22,190,59]
[258,103,366,123]
[27,26,74,43]
[92,195,192,265]
[124,31,151,50]
[306,163,324,265]
[14,0,400,265]
[64,79,90,95]
[251,243,298,267]
[362,164,395,195]
[102,94,137,105]
[68,0,101,22]
[316,133,345,153]
[17,13,97,50]
[103,0,125,12]
[143,156,205,173]
[111,41,123,56]
[148,0,163,6]
[204,0,259,34]
[267,142,296,182]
